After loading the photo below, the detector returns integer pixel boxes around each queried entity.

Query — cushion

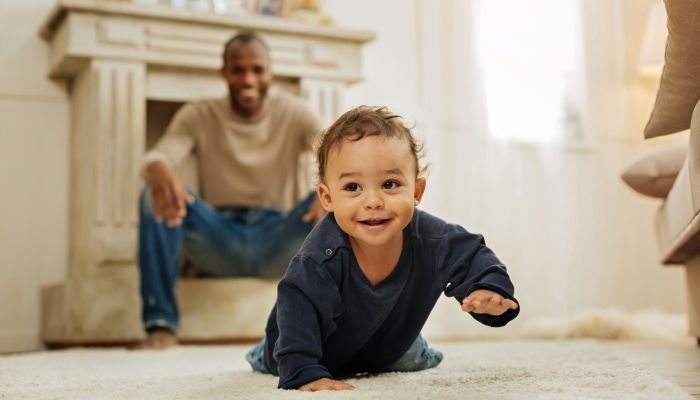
[621,141,686,198]
[644,0,700,138]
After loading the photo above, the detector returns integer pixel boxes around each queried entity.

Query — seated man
[137,31,325,349]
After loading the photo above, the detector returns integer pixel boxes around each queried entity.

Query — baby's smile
[359,218,390,227]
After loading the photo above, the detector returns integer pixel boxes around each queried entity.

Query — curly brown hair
[316,106,426,183]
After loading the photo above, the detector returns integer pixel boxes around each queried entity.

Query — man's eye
[382,180,399,190]
[344,183,361,192]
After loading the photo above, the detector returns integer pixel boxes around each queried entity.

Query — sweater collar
[300,211,420,265]
[224,93,272,124]
[298,213,351,264]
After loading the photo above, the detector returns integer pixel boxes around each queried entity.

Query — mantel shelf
[40,0,375,84]
[40,0,375,43]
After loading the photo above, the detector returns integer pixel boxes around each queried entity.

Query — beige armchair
[654,102,700,345]
[629,0,700,345]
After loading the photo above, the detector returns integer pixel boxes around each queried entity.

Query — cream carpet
[0,340,691,400]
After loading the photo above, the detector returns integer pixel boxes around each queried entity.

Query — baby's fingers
[462,293,477,305]
[314,380,354,391]
[333,381,355,390]
[469,299,483,312]
[502,299,519,310]
[299,378,354,392]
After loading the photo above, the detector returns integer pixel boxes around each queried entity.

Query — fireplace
[39,0,373,343]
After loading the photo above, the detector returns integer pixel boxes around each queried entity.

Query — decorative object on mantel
[122,0,334,25]
[258,0,283,16]
[286,0,334,26]
[185,0,211,12]
[132,0,212,12]
[211,0,254,15]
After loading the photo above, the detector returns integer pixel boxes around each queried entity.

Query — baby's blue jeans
[245,334,443,375]
[138,187,316,333]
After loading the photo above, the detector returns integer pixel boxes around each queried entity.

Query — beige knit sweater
[142,92,323,210]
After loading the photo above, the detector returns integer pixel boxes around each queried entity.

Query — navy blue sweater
[263,209,519,389]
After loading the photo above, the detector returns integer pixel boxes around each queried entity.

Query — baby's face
[317,135,426,250]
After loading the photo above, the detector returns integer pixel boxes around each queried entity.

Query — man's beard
[229,87,267,116]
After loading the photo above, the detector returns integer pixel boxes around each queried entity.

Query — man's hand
[461,289,518,316]
[302,196,326,225]
[298,378,355,392]
[145,161,194,227]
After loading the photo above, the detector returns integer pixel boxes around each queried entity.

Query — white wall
[0,0,70,352]
[325,0,420,117]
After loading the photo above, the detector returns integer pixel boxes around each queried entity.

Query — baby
[246,106,520,391]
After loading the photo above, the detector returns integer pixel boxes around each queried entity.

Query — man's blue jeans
[138,188,316,333]
[245,335,443,375]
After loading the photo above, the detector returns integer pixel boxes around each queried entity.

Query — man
[136,31,326,349]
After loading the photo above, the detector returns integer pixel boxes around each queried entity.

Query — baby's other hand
[298,378,355,392]
[461,289,518,316]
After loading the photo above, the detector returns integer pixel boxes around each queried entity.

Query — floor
[607,339,700,399]
[3,339,695,400]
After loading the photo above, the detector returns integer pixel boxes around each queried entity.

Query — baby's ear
[414,178,426,205]
[317,183,334,212]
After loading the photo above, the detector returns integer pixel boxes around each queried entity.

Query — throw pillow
[644,0,700,138]
[621,141,687,198]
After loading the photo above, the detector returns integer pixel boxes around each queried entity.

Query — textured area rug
[0,340,691,400]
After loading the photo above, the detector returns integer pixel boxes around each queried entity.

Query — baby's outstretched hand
[461,289,518,315]
[298,378,355,392]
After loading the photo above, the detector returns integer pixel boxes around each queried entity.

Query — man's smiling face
[317,135,426,250]
[221,39,271,118]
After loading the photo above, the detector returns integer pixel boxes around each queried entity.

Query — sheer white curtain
[474,0,584,143]
[327,0,685,339]
[417,0,686,340]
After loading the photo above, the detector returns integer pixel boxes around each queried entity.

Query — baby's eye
[344,183,361,192]
[382,180,399,190]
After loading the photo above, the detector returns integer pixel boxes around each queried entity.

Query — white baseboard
[0,331,42,354]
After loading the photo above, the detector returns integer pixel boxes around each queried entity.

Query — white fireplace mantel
[40,0,374,344]
[40,0,374,79]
